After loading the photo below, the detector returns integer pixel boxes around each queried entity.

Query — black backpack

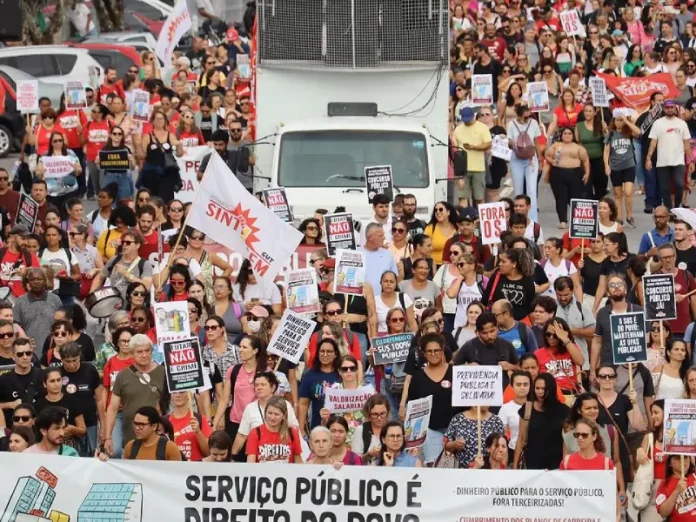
[128,436,168,460]
[361,421,373,453]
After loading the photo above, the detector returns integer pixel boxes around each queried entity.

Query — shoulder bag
[631,432,655,511]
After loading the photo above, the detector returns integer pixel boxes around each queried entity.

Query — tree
[21,0,63,45]
[92,0,125,32]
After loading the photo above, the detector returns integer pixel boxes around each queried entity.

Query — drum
[85,287,123,318]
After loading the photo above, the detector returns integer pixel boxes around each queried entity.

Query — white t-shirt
[649,116,690,168]
[88,210,109,239]
[541,259,577,298]
[237,399,298,436]
[40,247,79,289]
[433,265,459,314]
[233,280,282,306]
[453,280,484,328]
[375,292,413,333]
[498,400,524,450]
[524,220,544,244]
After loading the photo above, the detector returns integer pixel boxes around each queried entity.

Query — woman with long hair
[575,104,608,200]
[163,199,185,231]
[198,68,226,100]
[624,44,645,77]
[555,37,576,77]
[647,321,671,372]
[445,404,504,468]
[482,248,537,320]
[96,125,136,203]
[399,258,442,320]
[656,454,696,520]
[161,264,191,302]
[635,400,666,522]
[674,68,694,106]
[320,354,370,443]
[107,95,137,150]
[497,81,524,128]
[40,320,76,367]
[423,202,457,266]
[542,238,583,300]
[299,218,324,246]
[246,395,303,463]
[35,367,87,442]
[185,230,232,302]
[388,218,411,264]
[577,235,606,309]
[560,418,615,470]
[351,394,392,464]
[138,108,184,202]
[374,421,422,467]
[371,306,410,415]
[654,340,690,400]
[56,94,87,196]
[202,430,234,462]
[176,108,206,148]
[201,315,241,382]
[328,415,364,465]
[547,89,584,140]
[399,234,435,281]
[453,300,484,348]
[598,197,624,235]
[627,255,647,307]
[34,131,82,213]
[82,104,111,199]
[534,318,584,396]
[212,277,244,340]
[435,241,467,332]
[8,426,35,453]
[447,254,486,332]
[471,433,509,469]
[663,45,683,78]
[39,225,82,305]
[233,259,283,315]
[26,107,65,158]
[604,113,640,228]
[513,373,570,469]
[101,326,134,457]
[298,338,342,436]
[188,280,214,323]
[375,271,417,334]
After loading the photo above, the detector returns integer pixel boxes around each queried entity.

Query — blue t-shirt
[497,322,537,357]
[638,228,675,255]
[360,247,398,293]
[298,369,341,429]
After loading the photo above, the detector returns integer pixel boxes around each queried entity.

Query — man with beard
[590,273,647,384]
[657,243,696,341]
[137,204,166,261]
[98,67,126,105]
[674,220,696,276]
[24,406,79,456]
[0,225,41,298]
[402,194,425,240]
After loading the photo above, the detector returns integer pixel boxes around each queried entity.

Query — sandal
[634,189,644,196]
[559,222,567,230]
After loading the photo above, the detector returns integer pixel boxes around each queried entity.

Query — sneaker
[643,206,654,214]
[626,217,636,228]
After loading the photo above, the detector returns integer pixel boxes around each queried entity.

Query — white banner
[452,365,504,407]
[478,202,507,246]
[155,0,192,65]
[471,74,494,106]
[560,10,584,36]
[16,80,38,113]
[324,386,376,414]
[0,453,617,521]
[267,309,316,364]
[41,155,75,178]
[187,153,303,283]
[175,145,211,203]
[153,301,191,344]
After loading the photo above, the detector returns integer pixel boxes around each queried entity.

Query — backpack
[128,436,168,460]
[532,222,541,243]
[361,421,373,453]
[512,120,536,159]
[89,210,100,225]
[515,322,529,351]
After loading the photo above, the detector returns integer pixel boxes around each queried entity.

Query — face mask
[247,320,261,333]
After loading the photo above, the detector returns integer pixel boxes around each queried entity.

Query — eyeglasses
[385,434,403,440]
[15,351,32,357]
[131,316,147,323]
[318,350,335,356]
[204,324,221,331]
[545,332,558,339]
[597,374,616,380]
[325,310,341,317]
[0,177,9,181]
[121,240,135,246]
[53,331,69,338]
[131,291,147,297]
[390,316,406,323]
[132,421,153,429]
[425,349,443,355]
[170,207,184,212]
[0,332,14,339]
[305,226,318,232]
[13,415,31,422]
[370,412,388,419]
[190,235,204,241]
[68,232,83,237]
[117,338,131,344]
[392,227,406,234]
[170,279,186,286]
[340,366,357,373]
[573,432,591,439]
[607,282,625,289]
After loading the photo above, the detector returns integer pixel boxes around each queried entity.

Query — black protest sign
[569,199,599,239]
[643,274,677,321]
[162,337,206,392]
[99,149,130,172]
[16,193,38,232]
[324,212,356,256]
[610,312,647,364]
[365,165,394,203]
[372,333,414,365]
[263,188,293,223]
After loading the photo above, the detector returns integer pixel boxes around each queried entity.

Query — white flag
[187,153,303,283]
[155,0,192,66]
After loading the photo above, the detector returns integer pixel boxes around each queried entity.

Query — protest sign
[589,77,609,108]
[262,188,293,223]
[285,268,320,314]
[452,365,503,407]
[324,212,356,256]
[641,103,663,134]
[643,274,677,321]
[404,395,432,449]
[372,333,414,365]
[527,82,550,113]
[364,165,394,203]
[16,193,38,232]
[153,301,190,343]
[267,309,316,364]
[478,202,507,246]
[324,386,376,414]
[174,145,209,203]
[664,399,696,456]
[16,80,38,113]
[40,156,75,179]
[0,452,617,521]
[131,89,150,122]
[569,199,599,239]
[471,75,494,105]
[98,149,130,172]
[162,337,205,392]
[491,135,512,161]
[64,80,87,109]
[560,10,583,36]
[610,312,647,364]
[334,249,366,295]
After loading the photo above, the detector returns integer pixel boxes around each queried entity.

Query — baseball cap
[611,29,624,37]
[248,305,269,319]
[9,224,30,237]
[664,100,678,107]
[460,107,475,123]
[458,207,478,222]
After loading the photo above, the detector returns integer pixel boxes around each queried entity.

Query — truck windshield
[277,130,429,188]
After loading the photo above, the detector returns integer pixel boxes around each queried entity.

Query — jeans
[379,377,400,421]
[658,164,686,209]
[86,161,101,197]
[112,411,124,459]
[644,162,660,208]
[76,424,99,456]
[633,139,645,188]
[103,171,134,202]
[510,155,539,221]
[71,148,86,196]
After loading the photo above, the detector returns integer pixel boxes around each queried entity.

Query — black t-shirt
[41,332,96,366]
[636,111,660,161]
[473,60,502,102]
[489,125,508,183]
[600,254,632,277]
[452,337,519,386]
[0,368,42,428]
[406,365,454,431]
[677,246,696,277]
[581,256,603,296]
[404,332,455,375]
[686,98,696,136]
[482,272,537,320]
[35,393,83,426]
[61,363,101,427]
[199,116,216,142]
[406,218,426,241]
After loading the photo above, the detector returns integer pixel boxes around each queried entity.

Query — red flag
[595,72,679,112]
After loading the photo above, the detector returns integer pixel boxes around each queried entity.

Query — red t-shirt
[553,103,584,128]
[138,229,169,263]
[442,234,490,265]
[178,129,205,148]
[34,124,65,156]
[0,249,40,297]
[98,82,126,105]
[656,474,696,522]
[169,411,213,461]
[57,110,88,149]
[83,121,112,161]
[561,232,585,267]
[670,269,696,335]
[534,347,578,391]
[307,329,362,366]
[560,452,614,470]
[102,355,134,406]
[654,443,667,481]
[246,424,302,463]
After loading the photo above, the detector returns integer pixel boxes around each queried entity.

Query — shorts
[610,166,636,186]
[456,171,485,201]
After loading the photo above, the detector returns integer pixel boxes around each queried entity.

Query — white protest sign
[324,386,376,414]
[527,82,550,113]
[174,145,210,203]
[16,80,39,113]
[153,301,190,344]
[452,365,503,407]
[471,75,494,106]
[560,10,583,36]
[286,268,320,314]
[41,156,75,178]
[491,135,512,161]
[478,202,507,246]
[267,309,316,364]
[333,249,366,296]
[589,77,609,108]
[404,395,432,449]
[131,89,150,122]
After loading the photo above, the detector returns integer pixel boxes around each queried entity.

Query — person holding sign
[25,108,66,157]
[374,421,422,468]
[96,126,137,203]
[656,244,696,340]
[656,455,696,521]
[444,402,504,468]
[35,132,82,213]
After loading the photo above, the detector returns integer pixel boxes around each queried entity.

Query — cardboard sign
[65,80,87,109]
[364,165,394,203]
[131,89,150,122]
[266,309,316,364]
[99,149,130,172]
[641,103,663,134]
[334,249,366,296]
[372,333,414,365]
[471,75,494,106]
[490,135,512,161]
[610,312,647,364]
[162,337,205,392]
[478,202,507,246]
[262,188,293,223]
[16,80,38,113]
[324,212,356,257]
[41,156,75,179]
[452,365,503,407]
[664,399,696,456]
[15,193,38,232]
[560,10,583,36]
[527,82,550,113]
[153,301,191,344]
[589,77,609,108]
[404,395,432,449]
[569,199,599,239]
[643,274,677,321]
[324,386,376,414]
[285,268,320,314]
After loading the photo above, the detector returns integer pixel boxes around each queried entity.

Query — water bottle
[554,147,562,166]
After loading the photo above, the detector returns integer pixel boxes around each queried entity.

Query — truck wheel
[0,125,11,158]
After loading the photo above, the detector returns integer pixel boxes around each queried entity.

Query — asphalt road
[0,151,667,249]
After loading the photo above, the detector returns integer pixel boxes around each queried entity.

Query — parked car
[84,31,158,50]
[0,66,63,107]
[0,71,29,157]
[67,42,141,77]
[0,46,102,87]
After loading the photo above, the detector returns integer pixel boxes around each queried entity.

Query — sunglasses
[573,432,591,439]
[434,207,446,213]
[170,207,184,212]
[68,231,84,237]
[131,316,147,323]
[13,415,31,422]
[0,177,9,181]
[122,240,135,246]
[457,262,466,268]
[0,332,14,339]
[305,226,318,232]
[204,324,221,331]
[53,331,69,338]
[392,227,406,234]
[545,332,558,339]
[450,250,462,256]
[340,366,357,373]
[51,139,63,144]
[325,310,341,317]
[112,132,123,137]
[390,317,406,323]
[15,351,32,358]
[170,280,186,286]
[131,291,147,297]
[230,129,242,133]
[597,374,616,380]
[190,235,204,241]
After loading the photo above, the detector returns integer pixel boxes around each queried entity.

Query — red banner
[595,72,679,112]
